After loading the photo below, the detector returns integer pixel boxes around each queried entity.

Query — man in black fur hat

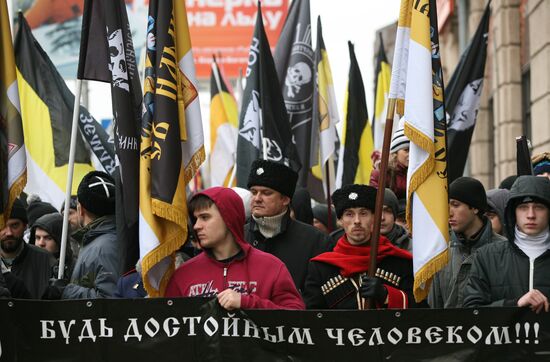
[303,184,418,309]
[245,159,330,292]
[44,171,120,299]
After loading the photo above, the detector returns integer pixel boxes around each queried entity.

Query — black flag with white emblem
[446,3,490,183]
[236,4,300,187]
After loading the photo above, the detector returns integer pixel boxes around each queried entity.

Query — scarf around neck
[514,226,550,260]
[311,235,412,277]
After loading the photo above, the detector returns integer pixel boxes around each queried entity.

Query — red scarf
[311,235,412,277]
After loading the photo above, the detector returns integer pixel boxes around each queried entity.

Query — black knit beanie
[247,159,298,198]
[27,201,58,227]
[77,171,116,217]
[449,176,487,212]
[383,189,399,218]
[9,198,28,223]
[332,184,377,219]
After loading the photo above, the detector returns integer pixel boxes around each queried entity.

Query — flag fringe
[141,222,186,297]
[152,198,186,226]
[413,248,448,302]
[403,122,434,230]
[184,146,206,184]
[1,172,27,228]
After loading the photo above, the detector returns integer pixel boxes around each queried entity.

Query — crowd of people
[1,146,550,314]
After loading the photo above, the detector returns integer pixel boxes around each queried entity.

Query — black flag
[446,3,490,183]
[274,0,313,189]
[78,0,143,272]
[236,4,300,187]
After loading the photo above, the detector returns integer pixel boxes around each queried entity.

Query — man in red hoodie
[165,187,304,310]
[303,184,419,309]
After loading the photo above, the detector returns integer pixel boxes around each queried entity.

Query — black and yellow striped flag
[14,14,94,209]
[336,42,373,187]
[373,34,391,150]
[209,57,238,187]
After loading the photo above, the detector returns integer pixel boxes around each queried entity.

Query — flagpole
[366,97,396,309]
[58,79,83,280]
[324,160,333,232]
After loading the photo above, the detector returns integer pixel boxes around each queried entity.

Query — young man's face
[249,186,290,218]
[449,199,478,234]
[485,211,503,235]
[67,208,80,230]
[340,207,373,246]
[0,218,26,254]
[35,227,59,254]
[193,203,232,249]
[380,205,395,235]
[515,202,549,236]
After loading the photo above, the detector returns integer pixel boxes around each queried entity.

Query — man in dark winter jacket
[381,189,411,252]
[429,177,506,308]
[304,184,417,309]
[166,187,304,310]
[43,171,120,299]
[464,176,550,313]
[245,159,330,292]
[31,213,74,280]
[0,198,55,299]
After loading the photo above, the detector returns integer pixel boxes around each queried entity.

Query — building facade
[376,0,550,188]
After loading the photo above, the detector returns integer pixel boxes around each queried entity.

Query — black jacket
[7,243,55,299]
[245,211,330,292]
[303,254,420,309]
[463,176,550,307]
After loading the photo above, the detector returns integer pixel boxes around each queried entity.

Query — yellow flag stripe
[17,71,93,194]
[410,0,431,52]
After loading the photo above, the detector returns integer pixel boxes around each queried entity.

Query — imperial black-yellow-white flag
[14,15,95,209]
[140,0,205,296]
[210,57,238,187]
[392,0,449,302]
[373,34,391,150]
[310,17,339,198]
[0,0,26,228]
[335,42,373,188]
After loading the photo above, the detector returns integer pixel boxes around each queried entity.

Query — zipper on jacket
[529,258,534,291]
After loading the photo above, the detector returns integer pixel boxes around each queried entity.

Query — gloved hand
[360,275,388,304]
[42,278,69,300]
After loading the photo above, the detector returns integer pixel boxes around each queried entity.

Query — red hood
[194,187,250,255]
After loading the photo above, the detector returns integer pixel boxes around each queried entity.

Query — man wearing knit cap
[380,189,411,252]
[532,152,550,179]
[43,171,120,299]
[245,159,330,292]
[464,176,550,312]
[369,120,409,200]
[429,177,506,309]
[303,184,417,309]
[0,198,54,298]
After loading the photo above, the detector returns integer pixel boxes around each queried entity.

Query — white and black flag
[236,4,300,187]
[446,3,490,183]
[78,0,143,273]
[274,0,313,188]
